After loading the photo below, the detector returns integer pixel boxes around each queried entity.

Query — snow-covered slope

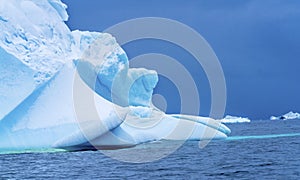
[0,0,72,120]
[0,0,72,82]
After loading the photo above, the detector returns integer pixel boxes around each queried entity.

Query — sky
[63,0,300,119]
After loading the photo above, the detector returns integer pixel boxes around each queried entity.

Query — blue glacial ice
[0,0,230,151]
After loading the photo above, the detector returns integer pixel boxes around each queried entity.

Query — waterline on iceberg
[0,0,230,163]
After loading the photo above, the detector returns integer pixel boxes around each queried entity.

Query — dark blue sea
[1,119,300,179]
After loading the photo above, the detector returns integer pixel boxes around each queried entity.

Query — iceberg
[0,0,230,151]
[270,111,300,120]
[219,115,251,124]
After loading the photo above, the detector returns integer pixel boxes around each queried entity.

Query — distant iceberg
[219,115,251,124]
[270,111,300,120]
[0,0,230,151]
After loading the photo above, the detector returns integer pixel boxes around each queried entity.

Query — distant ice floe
[270,111,300,120]
[219,115,251,124]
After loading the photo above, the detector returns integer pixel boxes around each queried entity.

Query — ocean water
[0,119,300,179]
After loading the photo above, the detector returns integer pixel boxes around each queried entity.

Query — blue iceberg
[0,0,230,151]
